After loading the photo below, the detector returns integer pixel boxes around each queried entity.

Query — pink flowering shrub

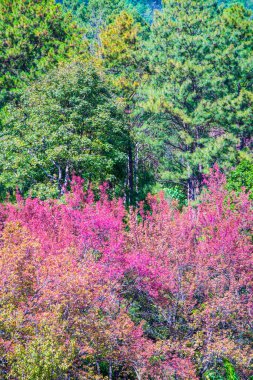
[0,167,252,379]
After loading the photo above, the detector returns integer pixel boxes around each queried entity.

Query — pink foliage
[0,167,252,379]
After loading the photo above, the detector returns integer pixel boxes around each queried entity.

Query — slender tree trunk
[63,164,69,192]
[96,361,101,375]
[134,368,142,380]
[187,165,203,202]
[187,176,196,202]
[58,164,62,196]
[128,142,134,205]
[134,142,139,202]
[195,164,203,198]
[109,360,113,380]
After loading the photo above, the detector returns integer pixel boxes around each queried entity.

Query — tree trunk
[134,368,142,380]
[128,142,134,205]
[187,177,194,203]
[187,176,199,202]
[187,165,203,203]
[63,164,70,194]
[109,360,113,380]
[96,361,101,375]
[58,165,62,195]
[134,142,139,202]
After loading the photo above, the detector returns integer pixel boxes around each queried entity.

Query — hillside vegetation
[0,1,252,379]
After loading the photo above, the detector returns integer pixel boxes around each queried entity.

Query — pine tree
[222,0,253,10]
[142,0,253,200]
[100,12,152,204]
[126,0,162,21]
[61,0,126,43]
[0,0,87,109]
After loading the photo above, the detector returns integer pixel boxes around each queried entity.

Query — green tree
[141,0,253,200]
[222,0,253,10]
[60,0,162,25]
[126,0,162,21]
[0,0,87,109]
[58,0,88,25]
[61,0,126,43]
[100,11,152,204]
[227,154,253,198]
[100,11,142,98]
[10,332,75,380]
[0,62,127,198]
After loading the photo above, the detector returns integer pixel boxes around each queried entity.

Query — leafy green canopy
[59,0,162,27]
[227,155,253,198]
[142,0,253,199]
[59,0,126,29]
[126,0,162,21]
[0,0,87,108]
[100,11,156,204]
[222,0,253,10]
[0,62,128,198]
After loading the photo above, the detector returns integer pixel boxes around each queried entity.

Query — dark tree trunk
[96,361,100,375]
[109,360,113,380]
[134,142,139,202]
[128,142,134,205]
[187,174,202,203]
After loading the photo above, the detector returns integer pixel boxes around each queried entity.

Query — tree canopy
[0,62,127,198]
[141,0,253,200]
[0,0,87,109]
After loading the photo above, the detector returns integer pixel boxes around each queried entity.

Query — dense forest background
[0,0,252,204]
[0,0,252,379]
